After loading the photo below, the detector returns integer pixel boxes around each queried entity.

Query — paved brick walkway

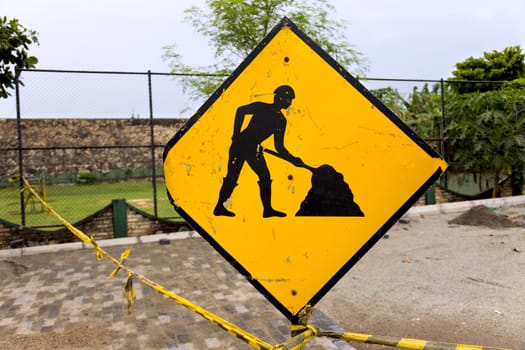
[0,233,354,349]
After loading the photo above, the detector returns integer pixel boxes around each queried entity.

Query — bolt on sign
[163,17,448,323]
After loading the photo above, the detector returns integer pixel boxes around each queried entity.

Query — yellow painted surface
[164,25,447,316]
[396,338,427,349]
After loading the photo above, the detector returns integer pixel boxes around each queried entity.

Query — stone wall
[0,118,187,180]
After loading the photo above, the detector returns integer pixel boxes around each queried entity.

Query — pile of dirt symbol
[448,205,523,228]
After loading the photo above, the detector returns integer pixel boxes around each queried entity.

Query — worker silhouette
[213,85,303,218]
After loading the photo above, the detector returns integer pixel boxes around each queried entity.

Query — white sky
[1,0,524,117]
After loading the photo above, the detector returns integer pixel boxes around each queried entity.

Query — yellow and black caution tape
[16,176,511,350]
[288,325,510,350]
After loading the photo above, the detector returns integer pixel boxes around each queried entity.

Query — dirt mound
[448,205,520,228]
[296,164,364,216]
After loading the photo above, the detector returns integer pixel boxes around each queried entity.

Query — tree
[163,0,367,101]
[445,87,525,197]
[0,16,39,98]
[444,46,525,197]
[450,45,524,94]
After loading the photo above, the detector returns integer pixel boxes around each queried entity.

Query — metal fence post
[15,67,26,226]
[440,78,447,161]
[112,199,128,238]
[439,78,449,188]
[148,70,159,217]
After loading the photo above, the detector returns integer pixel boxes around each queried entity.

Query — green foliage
[0,16,39,98]
[405,83,443,142]
[371,83,442,146]
[444,46,525,196]
[362,47,525,197]
[450,45,524,93]
[503,77,525,89]
[163,0,367,101]
[444,87,525,196]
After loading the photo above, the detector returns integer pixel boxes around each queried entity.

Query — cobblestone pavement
[0,233,354,350]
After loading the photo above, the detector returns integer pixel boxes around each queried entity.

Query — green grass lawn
[0,180,180,228]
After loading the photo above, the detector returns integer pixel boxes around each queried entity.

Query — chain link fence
[0,68,514,229]
[0,69,200,228]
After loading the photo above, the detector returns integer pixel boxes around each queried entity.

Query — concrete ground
[0,231,353,350]
[318,197,525,350]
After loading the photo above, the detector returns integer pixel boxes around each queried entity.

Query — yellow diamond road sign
[163,17,447,322]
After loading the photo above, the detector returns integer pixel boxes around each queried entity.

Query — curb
[405,194,525,217]
[0,230,200,258]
